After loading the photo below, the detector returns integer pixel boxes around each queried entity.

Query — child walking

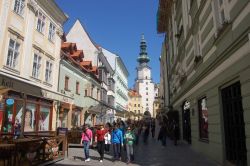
[104,129,111,153]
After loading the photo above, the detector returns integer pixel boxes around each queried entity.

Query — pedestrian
[151,119,156,138]
[142,123,150,144]
[124,126,135,164]
[80,124,93,162]
[133,124,139,145]
[104,128,111,153]
[158,123,167,146]
[95,124,107,162]
[172,120,179,145]
[111,124,123,161]
[14,118,21,139]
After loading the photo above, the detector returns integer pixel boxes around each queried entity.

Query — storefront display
[25,103,36,132]
[39,106,50,131]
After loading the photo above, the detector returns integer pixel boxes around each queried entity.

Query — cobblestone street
[52,123,219,166]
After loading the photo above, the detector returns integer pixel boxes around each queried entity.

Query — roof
[128,89,141,97]
[61,42,100,82]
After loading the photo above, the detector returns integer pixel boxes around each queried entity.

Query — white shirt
[104,132,111,144]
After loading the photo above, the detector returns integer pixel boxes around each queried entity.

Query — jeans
[126,144,134,162]
[97,141,105,160]
[83,141,90,159]
[113,143,121,160]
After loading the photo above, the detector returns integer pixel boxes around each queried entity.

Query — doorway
[221,81,247,166]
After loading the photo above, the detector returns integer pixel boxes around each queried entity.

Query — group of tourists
[80,119,155,164]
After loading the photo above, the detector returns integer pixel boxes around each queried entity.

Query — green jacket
[124,131,135,145]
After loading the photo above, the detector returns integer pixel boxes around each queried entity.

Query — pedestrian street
[52,123,219,166]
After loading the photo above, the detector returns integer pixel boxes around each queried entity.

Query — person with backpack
[124,126,135,164]
[95,124,107,162]
[111,124,123,161]
[80,124,93,162]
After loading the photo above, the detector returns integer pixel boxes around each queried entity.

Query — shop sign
[6,99,14,105]
[57,127,68,136]
[0,78,14,88]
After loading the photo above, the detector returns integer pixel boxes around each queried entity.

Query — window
[76,82,79,94]
[135,110,137,114]
[60,109,68,128]
[217,0,226,24]
[39,106,50,131]
[25,103,36,132]
[138,104,140,107]
[97,89,99,100]
[48,22,56,41]
[37,11,46,33]
[146,82,148,85]
[85,89,88,96]
[91,85,94,97]
[14,0,25,15]
[198,97,208,140]
[64,76,69,90]
[193,33,200,56]
[146,87,148,90]
[146,103,148,106]
[146,98,148,101]
[45,61,53,83]
[32,54,41,79]
[146,92,148,95]
[134,104,137,107]
[6,39,20,69]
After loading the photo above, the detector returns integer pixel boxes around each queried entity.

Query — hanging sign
[6,99,14,105]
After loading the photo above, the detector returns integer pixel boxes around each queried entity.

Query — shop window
[0,103,4,132]
[72,110,80,127]
[25,103,36,132]
[198,97,209,140]
[6,39,20,69]
[39,106,50,131]
[60,109,68,128]
[3,102,14,133]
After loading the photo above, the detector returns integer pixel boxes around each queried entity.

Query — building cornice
[36,0,68,25]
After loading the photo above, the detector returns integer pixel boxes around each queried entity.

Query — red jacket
[96,129,107,141]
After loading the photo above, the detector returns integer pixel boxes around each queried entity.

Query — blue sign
[6,99,14,105]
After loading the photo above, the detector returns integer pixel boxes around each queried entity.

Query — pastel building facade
[0,0,70,134]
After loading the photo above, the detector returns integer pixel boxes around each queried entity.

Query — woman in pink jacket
[80,124,93,162]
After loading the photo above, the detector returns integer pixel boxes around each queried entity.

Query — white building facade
[102,48,129,121]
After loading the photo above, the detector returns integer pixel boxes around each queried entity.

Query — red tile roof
[128,89,141,97]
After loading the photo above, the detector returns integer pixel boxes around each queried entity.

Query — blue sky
[55,0,164,88]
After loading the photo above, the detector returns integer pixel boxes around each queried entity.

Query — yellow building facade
[128,89,143,120]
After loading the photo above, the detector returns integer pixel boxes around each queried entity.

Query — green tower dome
[137,34,150,64]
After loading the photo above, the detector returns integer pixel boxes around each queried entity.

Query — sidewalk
[52,135,219,166]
